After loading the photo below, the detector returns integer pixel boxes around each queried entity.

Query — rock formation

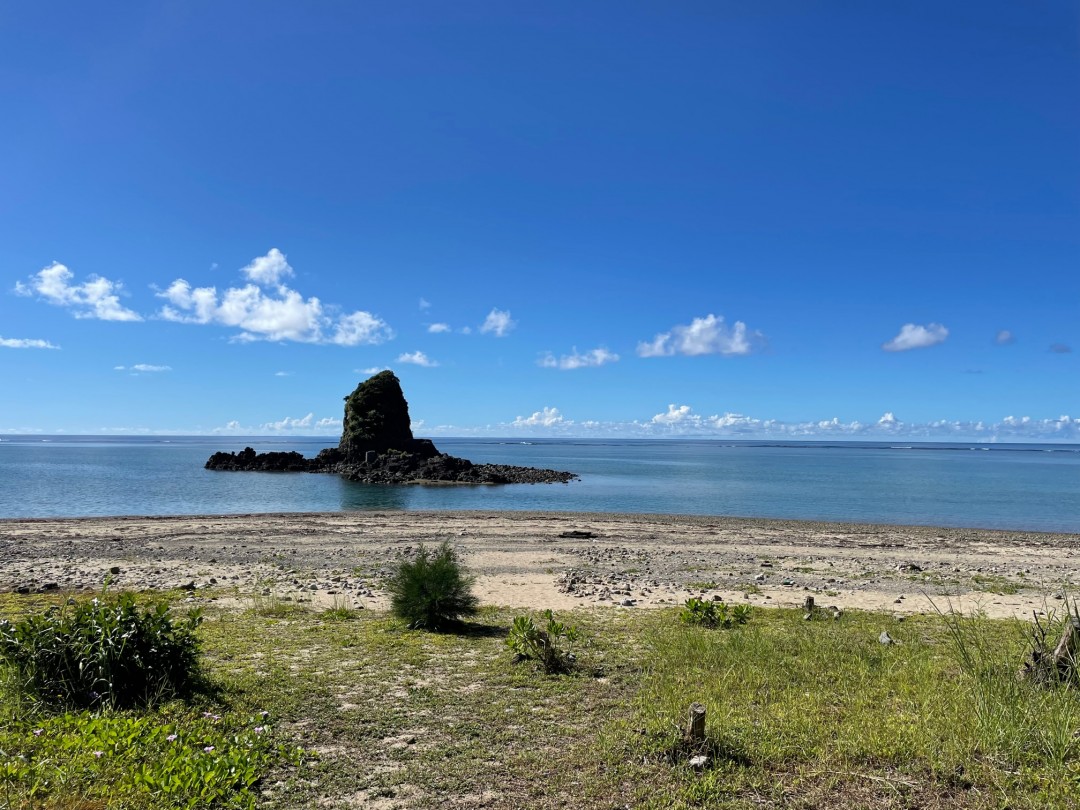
[205,371,577,485]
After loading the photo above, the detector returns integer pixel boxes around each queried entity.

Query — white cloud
[419,297,431,310]
[0,336,59,349]
[262,413,314,431]
[397,350,438,367]
[156,249,393,346]
[882,323,948,352]
[114,364,171,372]
[428,323,451,334]
[333,311,393,346]
[274,371,291,377]
[357,366,389,375]
[652,404,695,425]
[637,314,756,357]
[512,407,565,427]
[240,247,293,286]
[316,417,341,429]
[995,329,1015,345]
[539,347,619,370]
[480,308,515,337]
[15,262,142,321]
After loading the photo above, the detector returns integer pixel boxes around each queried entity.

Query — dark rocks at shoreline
[205,445,577,485]
[204,371,577,485]
[205,447,320,472]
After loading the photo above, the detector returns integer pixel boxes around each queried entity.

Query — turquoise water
[1,437,1079,532]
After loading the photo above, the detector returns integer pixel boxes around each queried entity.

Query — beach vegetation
[679,597,752,629]
[388,541,479,630]
[0,590,203,710]
[506,610,581,674]
[4,590,1080,808]
[686,580,719,591]
[971,573,1023,595]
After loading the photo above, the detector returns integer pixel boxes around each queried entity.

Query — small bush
[388,542,478,630]
[0,592,202,709]
[506,610,580,674]
[679,597,751,629]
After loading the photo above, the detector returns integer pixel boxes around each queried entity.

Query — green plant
[388,542,478,630]
[0,708,305,809]
[679,597,751,629]
[0,591,202,710]
[506,610,581,674]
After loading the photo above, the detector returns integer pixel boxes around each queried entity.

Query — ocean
[1,436,1078,532]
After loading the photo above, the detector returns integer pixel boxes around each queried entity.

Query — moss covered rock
[339,371,417,460]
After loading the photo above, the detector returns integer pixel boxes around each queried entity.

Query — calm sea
[1,436,1078,532]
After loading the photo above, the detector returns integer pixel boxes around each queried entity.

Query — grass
[2,591,1078,808]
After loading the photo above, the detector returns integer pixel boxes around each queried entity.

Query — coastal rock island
[205,371,577,485]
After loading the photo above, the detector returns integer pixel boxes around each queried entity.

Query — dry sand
[1,511,1077,619]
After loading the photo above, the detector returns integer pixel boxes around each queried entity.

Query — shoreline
[2,510,1077,620]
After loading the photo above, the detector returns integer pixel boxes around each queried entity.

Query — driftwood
[1021,614,1080,684]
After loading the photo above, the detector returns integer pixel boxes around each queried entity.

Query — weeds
[0,591,202,710]
[678,598,751,629]
[506,610,581,674]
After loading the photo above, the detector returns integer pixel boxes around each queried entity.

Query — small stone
[754,573,766,583]
[781,578,795,586]
[109,566,121,575]
[180,581,196,591]
[879,631,894,645]
[620,598,636,607]
[688,754,709,768]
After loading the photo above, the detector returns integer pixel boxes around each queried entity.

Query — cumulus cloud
[1050,343,1072,354]
[995,330,1015,345]
[512,407,565,427]
[419,297,431,311]
[156,249,393,345]
[15,262,142,321]
[420,406,1080,442]
[0,336,59,349]
[428,323,451,334]
[261,413,314,431]
[881,323,948,352]
[114,364,171,372]
[539,347,619,370]
[480,308,515,337]
[397,350,438,367]
[652,404,695,425]
[637,314,757,357]
[240,248,293,286]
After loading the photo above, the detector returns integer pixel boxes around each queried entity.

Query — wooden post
[803,595,815,620]
[685,702,706,744]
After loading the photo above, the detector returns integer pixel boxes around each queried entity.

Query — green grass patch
[3,592,1078,808]
[971,574,1023,595]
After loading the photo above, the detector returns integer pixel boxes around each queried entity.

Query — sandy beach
[2,511,1077,620]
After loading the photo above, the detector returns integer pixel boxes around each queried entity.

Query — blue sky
[1,2,1078,440]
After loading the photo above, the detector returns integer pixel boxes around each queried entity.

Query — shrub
[388,541,478,630]
[506,610,581,674]
[679,597,751,629]
[0,592,203,709]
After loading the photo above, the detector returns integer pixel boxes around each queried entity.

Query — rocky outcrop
[205,372,577,485]
[338,371,437,461]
